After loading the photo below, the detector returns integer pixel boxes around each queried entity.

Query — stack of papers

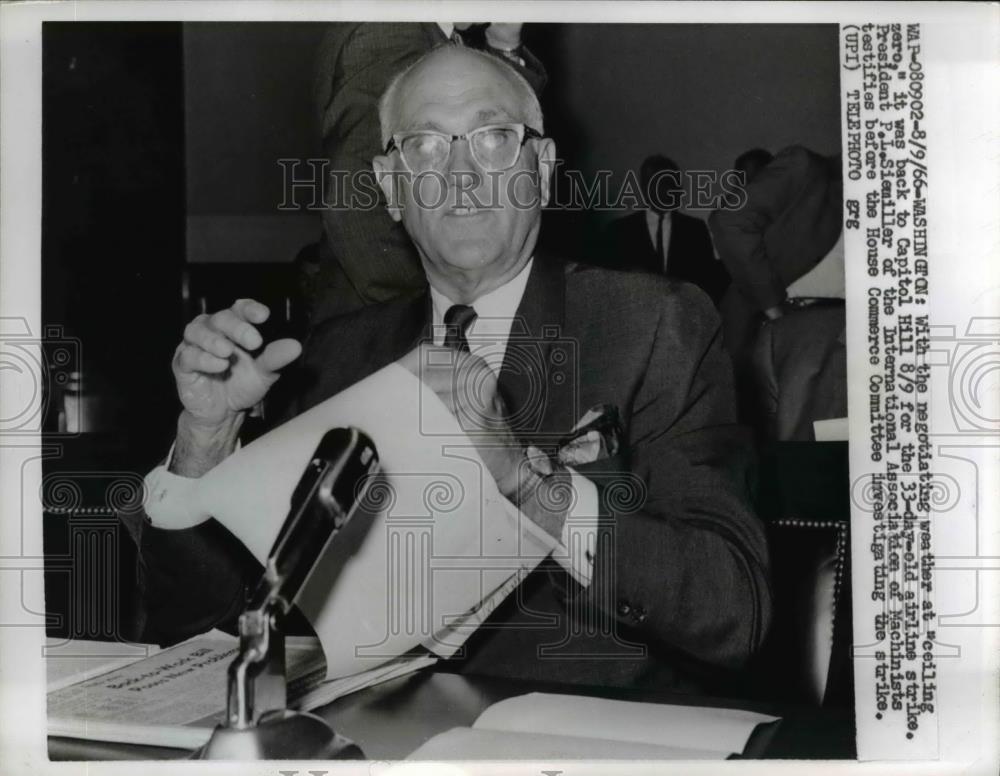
[47,632,435,750]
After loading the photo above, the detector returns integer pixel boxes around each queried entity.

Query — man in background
[709,145,845,437]
[603,154,729,305]
[303,22,547,326]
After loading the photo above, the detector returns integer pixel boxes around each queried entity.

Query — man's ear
[535,138,556,208]
[373,155,402,223]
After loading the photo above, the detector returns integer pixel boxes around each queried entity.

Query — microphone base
[196,709,363,760]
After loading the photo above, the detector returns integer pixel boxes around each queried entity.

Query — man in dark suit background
[602,154,730,305]
[708,146,844,431]
[708,146,842,360]
[303,22,547,327]
[125,46,770,692]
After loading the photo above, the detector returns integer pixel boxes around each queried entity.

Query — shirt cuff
[145,439,241,529]
[143,464,205,529]
[551,469,599,587]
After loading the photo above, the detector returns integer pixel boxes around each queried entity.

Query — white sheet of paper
[155,363,558,678]
[407,727,724,760]
[47,633,320,729]
[473,693,779,756]
[45,638,160,693]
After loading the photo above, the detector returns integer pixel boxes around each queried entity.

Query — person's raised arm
[170,298,301,476]
[120,298,301,645]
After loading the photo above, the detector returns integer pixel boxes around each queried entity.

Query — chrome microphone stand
[197,427,379,760]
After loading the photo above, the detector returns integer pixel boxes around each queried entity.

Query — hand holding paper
[144,355,560,679]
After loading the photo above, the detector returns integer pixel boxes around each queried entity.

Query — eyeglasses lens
[400,135,449,173]
[471,127,519,171]
[400,127,521,173]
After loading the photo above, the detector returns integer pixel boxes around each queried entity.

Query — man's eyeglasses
[384,123,543,174]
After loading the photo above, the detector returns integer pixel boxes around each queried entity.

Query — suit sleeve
[578,284,772,669]
[708,147,809,312]
[692,218,731,305]
[116,317,369,646]
[312,24,428,323]
[118,506,259,646]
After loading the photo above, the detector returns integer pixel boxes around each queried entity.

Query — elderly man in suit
[126,45,770,691]
[304,22,546,326]
[603,155,730,305]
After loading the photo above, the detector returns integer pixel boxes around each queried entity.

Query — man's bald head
[378,45,543,148]
[372,43,555,304]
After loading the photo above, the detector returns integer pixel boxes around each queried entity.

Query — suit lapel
[498,256,575,448]
[389,289,433,361]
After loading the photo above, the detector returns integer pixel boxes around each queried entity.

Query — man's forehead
[394,52,523,130]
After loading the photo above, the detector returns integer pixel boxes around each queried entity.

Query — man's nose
[445,136,478,174]
[445,138,487,205]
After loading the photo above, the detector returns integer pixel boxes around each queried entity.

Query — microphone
[251,426,380,615]
[199,427,379,760]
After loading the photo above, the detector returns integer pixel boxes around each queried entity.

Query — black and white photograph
[0,3,996,774]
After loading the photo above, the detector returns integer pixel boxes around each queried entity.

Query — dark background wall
[534,23,841,257]
[183,23,327,264]
[182,22,841,262]
[535,24,841,212]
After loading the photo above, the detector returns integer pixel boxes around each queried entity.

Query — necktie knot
[443,304,477,351]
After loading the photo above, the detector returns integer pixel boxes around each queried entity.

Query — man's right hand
[170,299,301,477]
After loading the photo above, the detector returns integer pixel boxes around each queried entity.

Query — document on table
[45,637,160,693]
[143,362,559,679]
[408,692,781,761]
[47,632,437,749]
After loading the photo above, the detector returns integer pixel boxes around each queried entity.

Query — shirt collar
[645,208,672,227]
[429,258,534,330]
[436,22,455,39]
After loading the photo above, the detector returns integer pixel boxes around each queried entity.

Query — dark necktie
[443,304,477,352]
[654,212,666,272]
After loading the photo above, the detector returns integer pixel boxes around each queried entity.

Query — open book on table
[47,631,436,750]
[407,692,781,761]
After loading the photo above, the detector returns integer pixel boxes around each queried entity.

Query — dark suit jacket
[708,146,843,314]
[602,211,730,305]
[751,301,847,442]
[306,23,547,326]
[124,258,771,691]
